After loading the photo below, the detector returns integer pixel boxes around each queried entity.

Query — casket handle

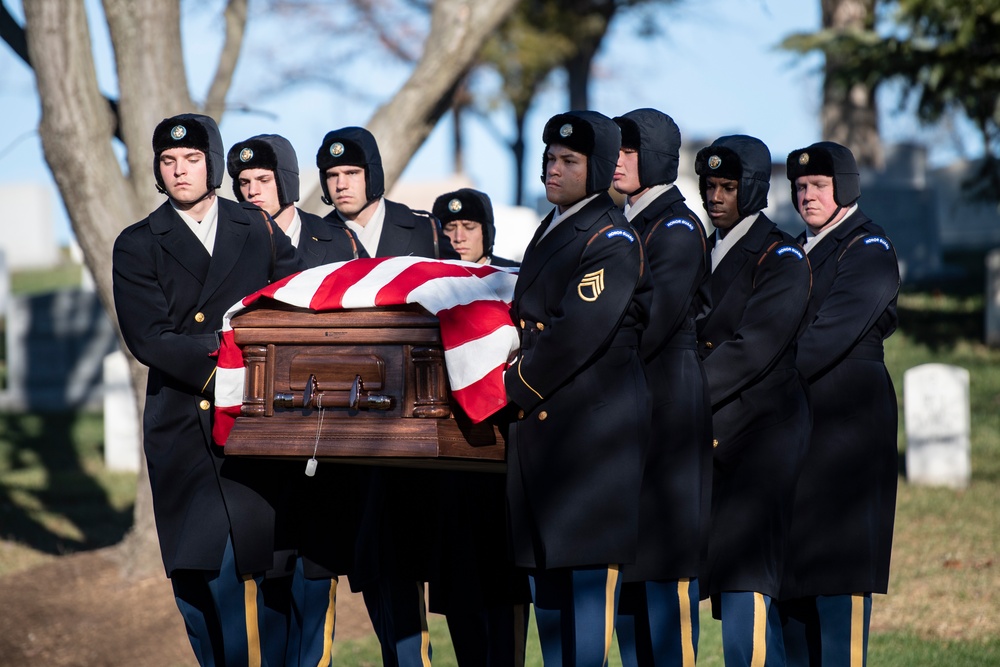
[272,374,395,411]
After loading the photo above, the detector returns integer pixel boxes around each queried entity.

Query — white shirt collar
[624,183,674,222]
[803,204,858,254]
[343,198,386,258]
[172,196,219,256]
[711,212,760,272]
[539,193,600,242]
[284,208,303,248]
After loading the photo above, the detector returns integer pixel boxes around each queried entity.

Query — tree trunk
[301,0,520,213]
[566,47,595,111]
[512,109,528,207]
[821,0,883,169]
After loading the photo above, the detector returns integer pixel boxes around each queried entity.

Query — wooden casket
[223,303,505,471]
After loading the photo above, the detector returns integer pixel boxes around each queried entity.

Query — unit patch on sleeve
[775,245,805,261]
[605,229,635,243]
[863,236,892,251]
[665,218,696,232]
[578,269,606,302]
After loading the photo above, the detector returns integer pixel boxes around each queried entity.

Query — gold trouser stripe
[243,574,262,667]
[750,592,767,667]
[850,594,864,667]
[603,565,620,666]
[201,366,217,393]
[677,578,696,667]
[417,582,432,667]
[316,578,338,667]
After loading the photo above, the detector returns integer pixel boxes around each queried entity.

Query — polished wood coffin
[223,303,505,471]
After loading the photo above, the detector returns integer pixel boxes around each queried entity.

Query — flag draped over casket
[212,257,520,446]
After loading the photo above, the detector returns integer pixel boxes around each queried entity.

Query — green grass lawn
[1,288,999,664]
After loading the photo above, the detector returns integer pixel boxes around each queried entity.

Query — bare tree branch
[301,0,520,213]
[204,0,248,120]
[103,0,191,210]
[0,0,29,65]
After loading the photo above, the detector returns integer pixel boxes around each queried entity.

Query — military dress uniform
[505,189,652,662]
[698,211,812,597]
[260,210,367,667]
[226,131,370,666]
[623,187,713,662]
[779,208,899,666]
[114,183,305,665]
[773,142,900,667]
[425,187,529,667]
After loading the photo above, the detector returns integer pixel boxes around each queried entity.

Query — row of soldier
[111,108,899,667]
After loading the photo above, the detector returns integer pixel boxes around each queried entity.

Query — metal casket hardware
[273,373,395,411]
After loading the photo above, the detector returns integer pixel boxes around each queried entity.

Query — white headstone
[904,363,971,489]
[0,249,9,320]
[986,248,1000,347]
[103,350,140,472]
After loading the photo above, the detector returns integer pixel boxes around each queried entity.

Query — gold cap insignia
[559,123,574,138]
[708,155,722,169]
[170,125,187,140]
[798,152,810,165]
[239,147,253,162]
[577,269,605,302]
[448,198,462,213]
[330,142,345,157]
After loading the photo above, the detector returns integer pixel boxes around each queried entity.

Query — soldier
[777,142,899,667]
[433,187,519,267]
[693,135,812,666]
[228,133,365,266]
[427,187,527,667]
[316,126,456,260]
[505,110,652,666]
[113,113,305,666]
[225,133,365,666]
[611,108,712,667]
[315,126,457,667]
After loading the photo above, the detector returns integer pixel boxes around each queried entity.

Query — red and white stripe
[212,257,519,445]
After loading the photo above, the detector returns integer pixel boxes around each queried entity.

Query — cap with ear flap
[786,141,860,211]
[694,134,771,218]
[541,110,621,196]
[152,113,225,193]
[226,134,300,205]
[316,127,385,206]
[612,108,681,190]
[432,188,496,257]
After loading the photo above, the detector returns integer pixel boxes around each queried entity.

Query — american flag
[212,257,520,446]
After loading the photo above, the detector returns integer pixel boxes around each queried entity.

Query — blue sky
[0,0,979,244]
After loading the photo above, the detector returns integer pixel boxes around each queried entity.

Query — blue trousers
[777,594,872,667]
[530,566,622,667]
[260,559,338,667]
[361,577,432,667]
[617,578,699,667]
[445,602,530,667]
[715,591,785,667]
[170,536,266,667]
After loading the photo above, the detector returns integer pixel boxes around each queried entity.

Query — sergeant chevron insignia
[578,269,605,302]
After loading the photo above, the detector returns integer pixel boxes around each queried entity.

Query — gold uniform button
[520,319,526,329]
[538,411,548,421]
[199,399,211,411]
[704,341,714,349]
[194,312,205,323]
[713,438,719,448]
[536,322,545,331]
[517,409,525,420]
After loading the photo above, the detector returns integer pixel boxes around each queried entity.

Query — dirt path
[0,549,374,667]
